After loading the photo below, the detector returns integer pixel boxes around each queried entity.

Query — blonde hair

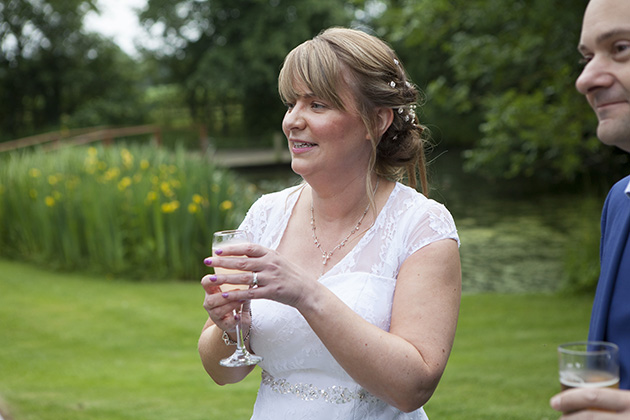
[278,27,429,196]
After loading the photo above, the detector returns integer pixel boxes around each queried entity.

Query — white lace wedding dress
[239,182,459,420]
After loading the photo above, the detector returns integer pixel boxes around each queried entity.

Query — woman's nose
[282,105,306,132]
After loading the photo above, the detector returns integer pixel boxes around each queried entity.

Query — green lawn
[0,259,591,419]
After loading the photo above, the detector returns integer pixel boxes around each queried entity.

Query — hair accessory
[396,104,418,126]
[389,81,396,88]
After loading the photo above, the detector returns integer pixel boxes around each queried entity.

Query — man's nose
[576,56,615,95]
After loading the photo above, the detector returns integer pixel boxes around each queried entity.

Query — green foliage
[139,0,356,137]
[0,259,593,420]
[377,0,625,184]
[561,197,602,294]
[0,144,258,280]
[0,0,147,140]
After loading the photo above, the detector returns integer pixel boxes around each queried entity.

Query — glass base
[220,348,263,367]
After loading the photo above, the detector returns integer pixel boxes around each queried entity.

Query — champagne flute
[212,229,263,367]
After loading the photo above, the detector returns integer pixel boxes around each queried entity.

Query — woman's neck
[308,173,379,225]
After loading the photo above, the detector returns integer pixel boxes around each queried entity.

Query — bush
[0,144,258,280]
[561,196,602,294]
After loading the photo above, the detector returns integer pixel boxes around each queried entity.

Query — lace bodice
[239,182,459,420]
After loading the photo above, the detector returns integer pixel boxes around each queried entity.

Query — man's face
[577,0,630,152]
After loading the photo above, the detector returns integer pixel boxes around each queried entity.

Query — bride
[198,27,461,420]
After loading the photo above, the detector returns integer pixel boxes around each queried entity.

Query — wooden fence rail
[0,125,292,167]
[0,125,162,153]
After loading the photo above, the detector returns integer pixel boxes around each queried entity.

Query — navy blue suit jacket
[588,175,630,389]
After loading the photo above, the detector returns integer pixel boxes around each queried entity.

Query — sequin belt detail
[261,370,380,404]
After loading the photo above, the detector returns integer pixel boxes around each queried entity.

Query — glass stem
[235,306,245,351]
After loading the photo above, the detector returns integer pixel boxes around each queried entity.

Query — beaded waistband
[260,370,380,404]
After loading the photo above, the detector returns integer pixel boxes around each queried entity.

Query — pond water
[233,150,606,294]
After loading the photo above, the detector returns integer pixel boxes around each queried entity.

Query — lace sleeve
[238,195,270,245]
[405,200,460,256]
[238,186,301,248]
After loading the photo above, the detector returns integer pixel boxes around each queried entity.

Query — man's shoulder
[607,174,630,200]
[603,175,630,220]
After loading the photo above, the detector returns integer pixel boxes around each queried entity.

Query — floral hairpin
[397,104,417,125]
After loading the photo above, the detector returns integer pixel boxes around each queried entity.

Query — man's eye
[614,42,630,55]
[579,56,592,66]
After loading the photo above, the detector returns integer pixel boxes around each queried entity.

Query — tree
[376,0,627,184]
[139,0,356,140]
[0,0,146,140]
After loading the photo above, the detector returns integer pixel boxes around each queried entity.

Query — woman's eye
[579,55,592,66]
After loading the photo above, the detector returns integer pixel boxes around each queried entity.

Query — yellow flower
[48,175,59,186]
[29,189,37,199]
[104,167,120,181]
[140,159,150,170]
[88,147,98,157]
[98,161,107,171]
[133,173,142,183]
[188,203,199,214]
[211,184,220,193]
[117,176,132,191]
[45,196,55,207]
[220,200,233,211]
[121,148,134,169]
[192,194,203,204]
[160,181,174,197]
[146,191,158,203]
[29,168,41,178]
[52,190,62,200]
[161,200,180,213]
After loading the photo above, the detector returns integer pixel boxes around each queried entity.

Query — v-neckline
[273,182,399,278]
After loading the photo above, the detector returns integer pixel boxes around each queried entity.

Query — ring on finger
[252,271,259,287]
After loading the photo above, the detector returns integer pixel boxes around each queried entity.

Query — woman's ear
[375,107,394,138]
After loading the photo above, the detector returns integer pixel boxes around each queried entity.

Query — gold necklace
[310,180,379,269]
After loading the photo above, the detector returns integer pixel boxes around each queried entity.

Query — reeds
[0,144,257,280]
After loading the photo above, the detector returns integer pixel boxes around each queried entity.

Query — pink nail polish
[215,249,223,255]
[203,258,212,266]
[222,293,229,298]
[209,275,217,282]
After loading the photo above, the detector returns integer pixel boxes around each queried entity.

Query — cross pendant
[322,253,331,265]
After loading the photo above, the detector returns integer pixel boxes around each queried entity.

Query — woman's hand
[202,242,318,311]
[201,273,246,334]
[550,388,630,418]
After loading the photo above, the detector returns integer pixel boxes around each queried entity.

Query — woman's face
[281,78,372,182]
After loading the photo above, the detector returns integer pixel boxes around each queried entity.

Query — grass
[0,259,592,420]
